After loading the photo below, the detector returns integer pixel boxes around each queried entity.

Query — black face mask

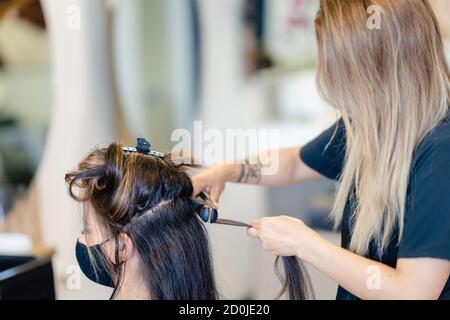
[75,239,115,288]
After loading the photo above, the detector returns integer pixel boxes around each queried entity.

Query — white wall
[197,0,338,299]
[38,0,117,299]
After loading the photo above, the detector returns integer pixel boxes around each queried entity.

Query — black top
[300,117,450,300]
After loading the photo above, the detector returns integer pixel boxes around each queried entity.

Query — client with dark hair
[65,141,313,300]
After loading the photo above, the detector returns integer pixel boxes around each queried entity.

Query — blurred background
[0,0,448,300]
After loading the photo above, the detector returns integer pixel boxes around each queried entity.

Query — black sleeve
[397,132,450,261]
[299,118,346,180]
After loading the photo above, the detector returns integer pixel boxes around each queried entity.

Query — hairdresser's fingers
[251,218,261,228]
[260,241,277,256]
[209,184,222,203]
[247,227,259,238]
[191,175,209,197]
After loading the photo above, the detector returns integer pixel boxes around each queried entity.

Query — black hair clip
[192,193,251,228]
[193,192,251,228]
[192,192,218,223]
[122,138,165,159]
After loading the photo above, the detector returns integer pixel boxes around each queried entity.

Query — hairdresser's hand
[247,215,323,261]
[192,164,239,203]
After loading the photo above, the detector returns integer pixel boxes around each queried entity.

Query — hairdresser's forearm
[222,147,320,186]
[303,235,441,300]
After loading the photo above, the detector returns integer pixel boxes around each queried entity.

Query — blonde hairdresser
[193,0,450,300]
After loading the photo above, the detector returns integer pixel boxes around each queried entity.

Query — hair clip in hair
[192,200,218,224]
[193,192,251,228]
[193,193,218,224]
[122,138,165,159]
[136,137,150,153]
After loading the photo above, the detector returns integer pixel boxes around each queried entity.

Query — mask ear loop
[109,237,126,300]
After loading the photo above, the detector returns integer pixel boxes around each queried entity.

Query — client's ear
[118,233,134,262]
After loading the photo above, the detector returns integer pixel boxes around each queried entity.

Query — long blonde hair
[315,0,450,256]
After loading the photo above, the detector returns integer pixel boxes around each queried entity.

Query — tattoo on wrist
[236,163,246,183]
[236,158,262,184]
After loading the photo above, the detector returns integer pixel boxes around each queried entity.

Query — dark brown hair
[65,142,313,299]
